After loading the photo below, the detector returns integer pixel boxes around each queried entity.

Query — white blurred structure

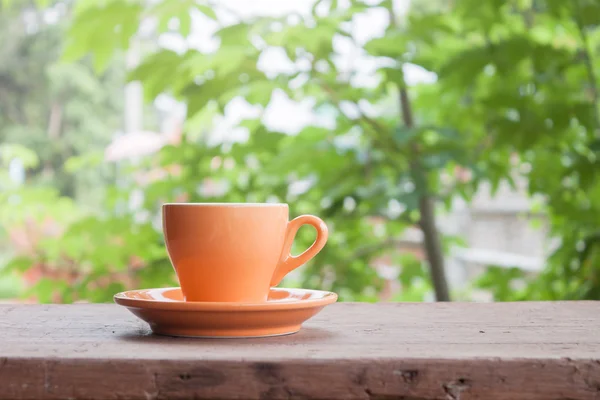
[439,178,547,296]
[105,131,166,162]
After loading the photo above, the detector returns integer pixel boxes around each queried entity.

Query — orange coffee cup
[162,203,328,302]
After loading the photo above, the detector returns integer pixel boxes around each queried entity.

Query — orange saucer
[114,287,337,338]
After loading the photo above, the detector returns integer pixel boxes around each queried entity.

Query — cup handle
[270,215,328,287]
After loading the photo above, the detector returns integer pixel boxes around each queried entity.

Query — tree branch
[47,102,63,139]
[388,4,451,301]
[399,87,450,302]
[317,80,406,169]
[318,82,389,134]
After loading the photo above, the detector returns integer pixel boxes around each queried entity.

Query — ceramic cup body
[163,203,328,302]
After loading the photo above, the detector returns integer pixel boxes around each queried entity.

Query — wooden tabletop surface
[1,301,599,399]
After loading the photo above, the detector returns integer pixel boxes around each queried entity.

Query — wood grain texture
[0,302,599,399]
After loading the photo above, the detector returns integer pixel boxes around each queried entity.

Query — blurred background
[1,0,599,303]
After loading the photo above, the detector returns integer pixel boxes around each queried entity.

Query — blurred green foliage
[1,0,599,302]
[0,1,124,201]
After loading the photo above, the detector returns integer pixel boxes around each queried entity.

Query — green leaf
[311,0,324,16]
[63,1,143,71]
[364,31,407,59]
[578,2,600,27]
[406,12,456,45]
[0,144,39,168]
[244,80,276,106]
[129,50,186,100]
[217,23,251,47]
[92,43,114,74]
[196,4,217,20]
[474,267,526,301]
[26,278,69,303]
[64,151,104,174]
[393,126,419,145]
[397,254,426,287]
[437,44,493,83]
[180,15,192,36]
[301,22,336,59]
[147,0,203,35]
[381,67,404,85]
[590,139,600,153]
[3,256,33,273]
[310,0,341,16]
[239,119,262,134]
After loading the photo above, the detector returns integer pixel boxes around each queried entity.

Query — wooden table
[1,302,599,400]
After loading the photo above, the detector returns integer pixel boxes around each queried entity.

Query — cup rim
[162,202,288,207]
